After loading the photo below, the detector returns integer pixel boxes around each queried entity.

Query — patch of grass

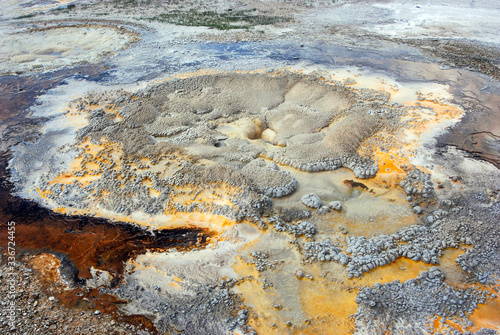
[143,9,290,30]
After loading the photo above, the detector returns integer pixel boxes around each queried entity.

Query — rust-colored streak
[343,179,369,190]
[1,210,210,278]
[56,287,157,333]
[29,253,63,285]
[27,252,158,333]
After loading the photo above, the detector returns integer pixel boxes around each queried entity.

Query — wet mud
[437,84,500,168]
[0,66,107,122]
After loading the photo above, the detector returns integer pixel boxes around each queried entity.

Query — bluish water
[96,32,429,87]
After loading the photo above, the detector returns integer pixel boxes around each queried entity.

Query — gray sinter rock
[328,200,343,211]
[10,72,397,227]
[355,267,492,334]
[301,193,322,208]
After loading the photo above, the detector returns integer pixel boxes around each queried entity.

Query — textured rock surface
[2,1,500,332]
[301,193,322,209]
[355,267,492,334]
[9,71,399,227]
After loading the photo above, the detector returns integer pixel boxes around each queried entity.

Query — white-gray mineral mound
[10,71,394,224]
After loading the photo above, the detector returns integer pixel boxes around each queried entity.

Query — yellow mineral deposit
[46,140,117,187]
[170,183,239,208]
[468,292,500,332]
[231,234,477,335]
[430,290,500,334]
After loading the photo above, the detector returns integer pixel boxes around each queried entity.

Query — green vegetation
[143,9,290,30]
